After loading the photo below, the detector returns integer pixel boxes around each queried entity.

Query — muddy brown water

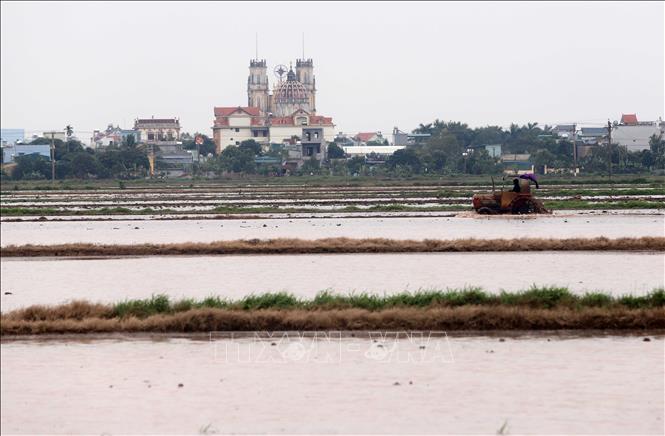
[1,334,662,434]
[1,253,662,311]
[1,214,663,246]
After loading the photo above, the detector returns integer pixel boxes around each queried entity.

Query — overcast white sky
[1,1,663,139]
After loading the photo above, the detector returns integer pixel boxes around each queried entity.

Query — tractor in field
[472,176,549,215]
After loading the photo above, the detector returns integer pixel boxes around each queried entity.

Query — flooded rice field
[2,252,662,311]
[3,194,663,208]
[1,214,663,246]
[2,334,663,434]
[2,182,663,435]
[3,184,663,218]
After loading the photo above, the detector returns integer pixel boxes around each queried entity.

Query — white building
[212,106,334,159]
[212,107,268,150]
[134,118,181,145]
[342,145,405,157]
[612,114,661,152]
[2,144,51,163]
[90,124,137,149]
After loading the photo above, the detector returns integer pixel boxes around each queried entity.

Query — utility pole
[607,120,613,181]
[572,123,577,173]
[147,143,155,178]
[44,131,58,183]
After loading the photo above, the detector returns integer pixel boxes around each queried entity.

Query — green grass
[541,187,665,197]
[0,206,176,216]
[3,174,662,191]
[107,287,665,318]
[543,199,664,210]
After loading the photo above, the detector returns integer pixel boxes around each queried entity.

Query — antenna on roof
[255,32,258,59]
[302,32,305,59]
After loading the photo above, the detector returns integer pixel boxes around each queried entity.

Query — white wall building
[134,117,181,145]
[611,113,661,152]
[212,106,334,157]
[612,124,660,152]
[342,145,405,157]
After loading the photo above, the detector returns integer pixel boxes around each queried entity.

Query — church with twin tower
[247,58,316,117]
[212,55,334,158]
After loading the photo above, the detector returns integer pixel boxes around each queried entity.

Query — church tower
[248,59,269,115]
[296,58,316,113]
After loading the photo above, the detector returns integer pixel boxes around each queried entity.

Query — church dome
[272,67,310,116]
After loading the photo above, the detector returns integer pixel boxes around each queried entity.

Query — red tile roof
[214,106,261,117]
[621,114,638,125]
[309,115,333,125]
[355,132,377,142]
[213,107,333,128]
[214,107,265,128]
[269,114,333,126]
[270,117,294,125]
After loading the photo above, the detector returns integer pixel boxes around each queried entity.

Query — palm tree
[509,123,520,136]
[64,125,74,153]
[414,123,433,134]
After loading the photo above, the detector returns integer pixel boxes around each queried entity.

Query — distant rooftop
[620,114,638,125]
[135,118,180,126]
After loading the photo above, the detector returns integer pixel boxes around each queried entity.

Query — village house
[134,117,181,153]
[90,124,137,149]
[612,114,661,152]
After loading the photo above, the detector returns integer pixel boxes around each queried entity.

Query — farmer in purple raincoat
[519,173,540,189]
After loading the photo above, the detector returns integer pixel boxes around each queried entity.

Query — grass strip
[542,200,664,210]
[2,237,663,257]
[2,288,663,335]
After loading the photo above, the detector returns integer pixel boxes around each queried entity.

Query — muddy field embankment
[2,236,663,257]
[2,288,664,335]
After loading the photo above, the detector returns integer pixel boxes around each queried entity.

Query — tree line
[2,121,663,180]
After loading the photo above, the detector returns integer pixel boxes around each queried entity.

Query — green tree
[11,155,51,180]
[219,146,256,173]
[97,147,149,179]
[57,139,84,159]
[413,123,433,134]
[346,156,366,175]
[471,126,505,146]
[299,158,321,175]
[419,133,462,173]
[123,134,136,148]
[327,143,345,159]
[239,139,262,156]
[181,133,217,156]
[649,134,665,169]
[30,137,62,146]
[532,149,557,168]
[466,149,499,174]
[67,152,100,178]
[386,148,422,174]
[329,159,349,176]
